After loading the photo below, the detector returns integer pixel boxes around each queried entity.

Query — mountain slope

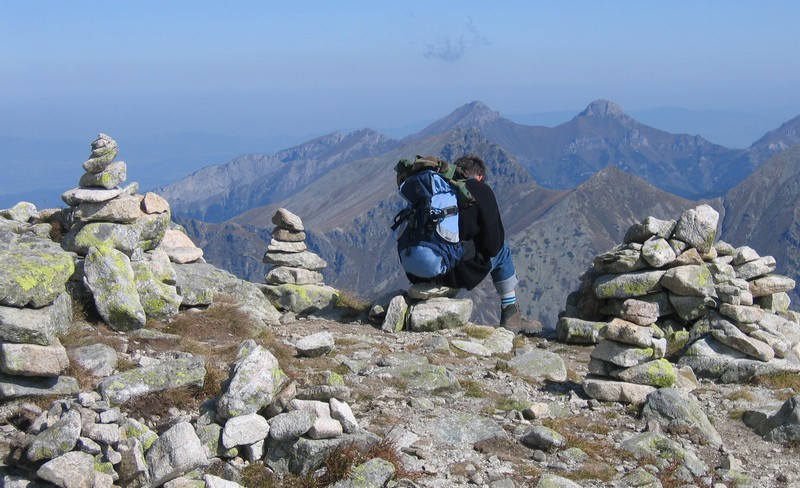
[156,129,399,222]
[721,145,800,305]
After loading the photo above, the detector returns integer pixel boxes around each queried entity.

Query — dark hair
[454,155,486,178]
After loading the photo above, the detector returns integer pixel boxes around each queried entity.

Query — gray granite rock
[329,457,395,488]
[556,317,604,344]
[221,413,270,449]
[83,245,146,331]
[671,204,718,254]
[407,298,473,332]
[268,409,316,441]
[146,421,207,487]
[295,331,335,357]
[0,340,69,377]
[519,425,566,451]
[36,451,96,488]
[0,292,72,345]
[593,270,665,299]
[265,266,323,285]
[217,341,288,419]
[27,409,82,462]
[504,349,567,382]
[0,235,75,308]
[582,377,656,404]
[272,208,304,231]
[642,387,722,448]
[98,356,206,404]
[0,373,79,399]
[661,264,715,297]
[381,295,409,333]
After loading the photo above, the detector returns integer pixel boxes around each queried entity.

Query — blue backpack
[391,156,472,279]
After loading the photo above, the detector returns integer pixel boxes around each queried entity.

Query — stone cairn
[58,133,209,330]
[262,208,340,318]
[557,204,800,404]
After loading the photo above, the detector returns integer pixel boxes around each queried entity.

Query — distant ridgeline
[151,100,800,332]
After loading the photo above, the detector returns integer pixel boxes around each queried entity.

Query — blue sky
[2,1,800,157]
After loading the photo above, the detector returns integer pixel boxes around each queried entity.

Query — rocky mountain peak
[407,100,503,141]
[579,99,628,119]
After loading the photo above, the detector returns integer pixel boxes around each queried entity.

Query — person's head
[454,155,486,181]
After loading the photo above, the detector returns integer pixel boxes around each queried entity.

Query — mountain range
[156,100,800,330]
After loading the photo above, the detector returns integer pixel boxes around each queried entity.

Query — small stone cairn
[262,208,339,317]
[557,204,800,403]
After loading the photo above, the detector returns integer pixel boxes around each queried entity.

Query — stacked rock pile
[0,134,282,402]
[557,204,800,403]
[262,208,340,317]
[1,337,375,487]
[57,134,199,330]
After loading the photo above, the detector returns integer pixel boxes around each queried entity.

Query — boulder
[671,204,719,254]
[146,421,207,487]
[583,377,656,404]
[642,388,722,448]
[36,451,97,488]
[555,317,604,344]
[217,341,288,419]
[295,331,335,357]
[221,413,270,449]
[268,410,316,441]
[504,349,567,382]
[593,270,665,299]
[265,283,339,315]
[0,235,75,308]
[174,262,281,326]
[381,295,409,333]
[27,409,82,462]
[0,340,69,377]
[407,298,473,332]
[83,245,146,331]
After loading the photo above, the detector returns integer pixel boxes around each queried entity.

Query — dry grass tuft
[463,325,492,340]
[240,463,315,488]
[461,380,486,398]
[495,397,530,412]
[752,371,800,395]
[315,438,418,486]
[166,299,256,342]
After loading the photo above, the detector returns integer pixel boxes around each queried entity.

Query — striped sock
[501,291,516,308]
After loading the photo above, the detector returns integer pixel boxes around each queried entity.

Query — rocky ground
[269,316,800,488]
[7,301,793,488]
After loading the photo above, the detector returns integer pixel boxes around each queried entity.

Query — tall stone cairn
[58,134,197,330]
[558,204,800,402]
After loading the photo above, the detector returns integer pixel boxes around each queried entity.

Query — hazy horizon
[2,1,800,207]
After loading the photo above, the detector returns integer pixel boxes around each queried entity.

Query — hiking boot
[500,303,543,335]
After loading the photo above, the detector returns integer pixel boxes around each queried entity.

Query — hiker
[435,155,539,333]
[392,154,538,333]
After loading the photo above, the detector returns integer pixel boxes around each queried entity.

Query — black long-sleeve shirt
[437,178,505,290]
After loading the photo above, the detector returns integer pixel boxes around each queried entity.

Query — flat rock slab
[0,292,72,345]
[583,376,656,404]
[427,411,507,445]
[0,373,79,399]
[504,349,567,382]
[98,356,206,404]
